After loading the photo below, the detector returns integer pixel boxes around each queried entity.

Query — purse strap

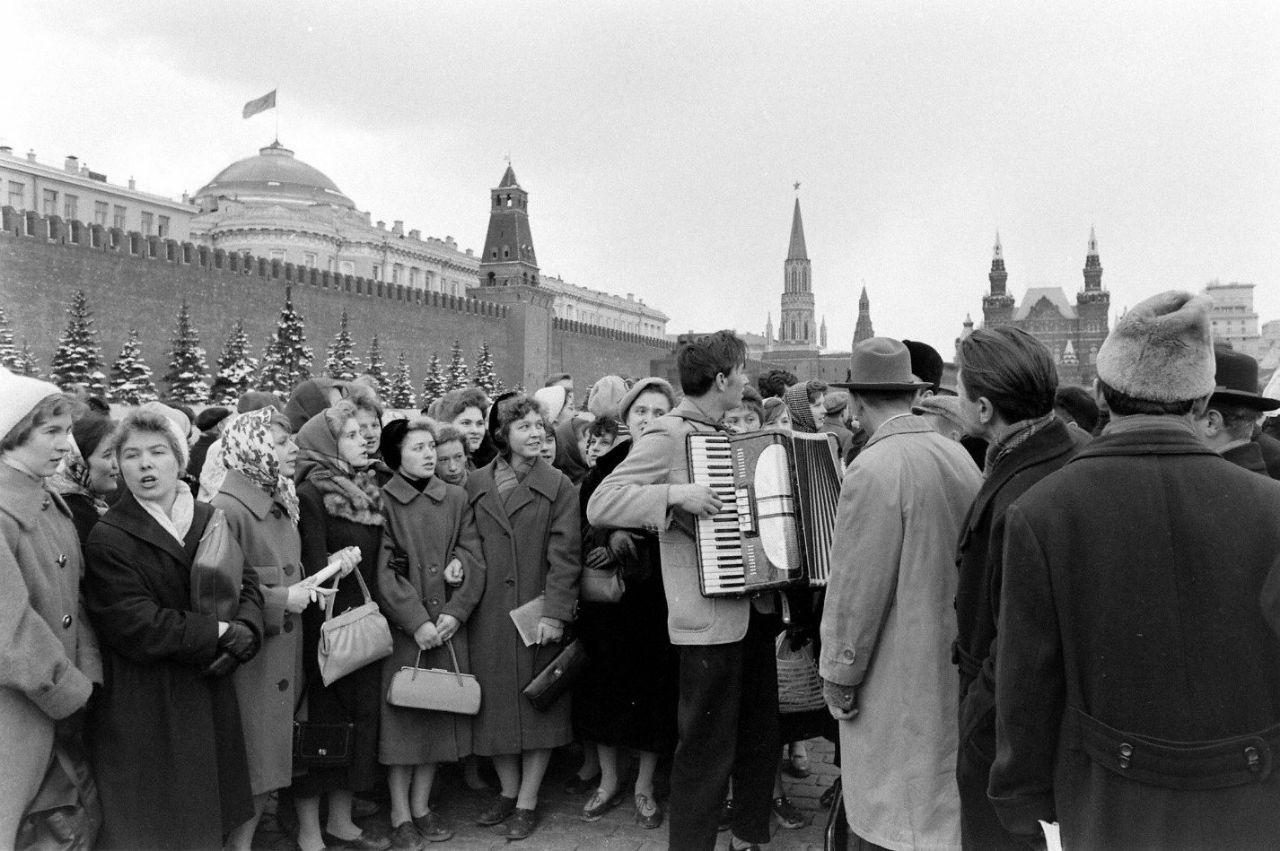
[323,563,374,622]
[411,639,465,687]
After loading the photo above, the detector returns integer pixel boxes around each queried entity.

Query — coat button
[61,615,72,629]
[278,679,289,691]
[283,565,295,577]
[41,497,51,510]
[841,648,854,661]
[505,579,515,587]
[57,554,68,567]
[283,619,295,633]
[271,507,283,519]
[428,598,439,606]
[429,566,438,573]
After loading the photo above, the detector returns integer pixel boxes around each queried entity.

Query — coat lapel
[102,491,211,565]
[467,463,514,535]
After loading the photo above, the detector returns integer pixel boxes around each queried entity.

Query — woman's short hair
[346,383,384,420]
[437,387,490,423]
[433,423,465,451]
[380,416,438,471]
[111,408,189,469]
[265,410,293,435]
[957,327,1058,424]
[0,394,79,453]
[762,397,787,426]
[588,415,621,442]
[72,413,117,460]
[738,385,765,425]
[489,395,541,456]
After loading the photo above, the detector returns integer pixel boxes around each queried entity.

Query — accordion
[686,430,842,597]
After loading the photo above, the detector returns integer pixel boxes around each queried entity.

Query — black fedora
[1211,347,1280,411]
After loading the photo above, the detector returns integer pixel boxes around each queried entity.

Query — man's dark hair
[1098,381,1197,417]
[757,369,797,400]
[850,389,917,407]
[678,330,747,397]
[1054,386,1100,433]
[800,379,828,405]
[957,327,1058,424]
[588,414,621,442]
[1206,401,1259,441]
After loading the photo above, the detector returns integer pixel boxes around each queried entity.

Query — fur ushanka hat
[1095,290,1215,403]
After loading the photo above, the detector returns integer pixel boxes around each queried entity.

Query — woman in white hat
[0,370,102,847]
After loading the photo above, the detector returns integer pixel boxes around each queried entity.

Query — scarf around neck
[48,437,110,515]
[138,486,195,545]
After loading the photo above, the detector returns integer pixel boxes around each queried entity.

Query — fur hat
[1096,290,1215,403]
[0,368,64,446]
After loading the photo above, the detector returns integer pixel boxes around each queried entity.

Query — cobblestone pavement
[257,738,837,850]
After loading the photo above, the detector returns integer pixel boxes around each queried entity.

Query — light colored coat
[586,397,752,645]
[0,463,101,844]
[819,416,981,851]
[211,468,303,796]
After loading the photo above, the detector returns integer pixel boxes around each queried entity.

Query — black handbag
[521,637,588,712]
[291,682,354,768]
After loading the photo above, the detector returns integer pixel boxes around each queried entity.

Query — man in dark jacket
[990,291,1280,848]
[952,327,1078,849]
[1193,347,1280,477]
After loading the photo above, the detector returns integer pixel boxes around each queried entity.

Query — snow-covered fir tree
[473,341,497,396]
[164,300,211,404]
[0,307,20,371]
[387,352,416,409]
[16,342,41,377]
[324,310,361,381]
[420,353,446,410]
[365,336,388,397]
[256,288,313,394]
[445,340,468,391]
[209,320,258,404]
[108,330,159,405]
[50,290,106,393]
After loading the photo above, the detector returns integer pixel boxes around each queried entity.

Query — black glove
[203,650,240,678]
[219,620,260,663]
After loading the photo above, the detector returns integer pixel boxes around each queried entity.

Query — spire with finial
[765,312,774,344]
[787,197,808,261]
[983,231,1015,324]
[993,231,1004,263]
[853,284,874,344]
[779,194,815,348]
[1082,225,1103,291]
[820,315,828,349]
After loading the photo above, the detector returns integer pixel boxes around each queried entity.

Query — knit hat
[823,392,849,416]
[618,377,677,424]
[195,406,232,432]
[0,368,64,446]
[138,401,192,467]
[532,386,569,423]
[587,375,628,419]
[1096,290,1215,403]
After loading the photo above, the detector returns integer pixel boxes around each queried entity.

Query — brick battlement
[0,207,507,320]
[551,315,669,349]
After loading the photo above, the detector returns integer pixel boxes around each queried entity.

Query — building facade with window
[0,145,194,239]
[1203,280,1262,357]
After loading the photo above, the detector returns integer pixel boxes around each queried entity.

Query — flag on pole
[242,90,277,119]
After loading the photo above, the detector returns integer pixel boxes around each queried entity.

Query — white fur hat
[1096,290,1215,403]
[0,367,64,446]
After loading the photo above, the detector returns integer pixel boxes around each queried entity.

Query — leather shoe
[411,812,453,843]
[580,787,625,822]
[634,792,663,829]
[475,795,516,827]
[562,771,600,795]
[493,807,538,840]
[320,830,391,850]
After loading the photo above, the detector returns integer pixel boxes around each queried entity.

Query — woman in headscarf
[293,400,390,851]
[572,377,679,829]
[376,418,484,846]
[285,378,345,433]
[552,414,594,485]
[85,408,262,849]
[466,393,581,841]
[215,409,350,851]
[197,390,285,501]
[0,372,101,848]
[48,411,117,545]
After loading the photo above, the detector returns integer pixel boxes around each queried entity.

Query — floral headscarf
[222,409,300,522]
[48,436,109,514]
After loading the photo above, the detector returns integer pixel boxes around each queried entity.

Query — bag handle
[322,562,374,622]
[410,639,465,687]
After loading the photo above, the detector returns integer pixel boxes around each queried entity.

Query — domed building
[189,140,479,298]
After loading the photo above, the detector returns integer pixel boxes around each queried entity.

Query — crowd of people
[3,287,1279,851]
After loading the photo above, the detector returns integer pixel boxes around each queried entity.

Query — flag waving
[242,89,277,119]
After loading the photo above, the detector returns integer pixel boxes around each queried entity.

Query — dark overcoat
[212,469,304,796]
[952,418,1077,849]
[465,457,581,756]
[990,419,1280,849]
[84,492,261,850]
[377,472,484,764]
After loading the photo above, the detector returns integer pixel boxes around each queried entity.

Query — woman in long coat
[293,400,389,851]
[0,378,101,847]
[376,418,485,846]
[466,393,581,841]
[85,408,263,850]
[215,408,343,851]
[48,410,117,546]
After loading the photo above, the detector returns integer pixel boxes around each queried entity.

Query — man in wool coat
[1193,346,1280,478]
[990,291,1280,848]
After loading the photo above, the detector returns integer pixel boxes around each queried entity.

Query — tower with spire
[775,197,817,351]
[1075,225,1110,366]
[982,232,1015,326]
[479,164,540,287]
[853,286,874,344]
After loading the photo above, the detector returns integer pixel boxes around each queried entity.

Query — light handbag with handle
[386,639,481,715]
[579,564,625,604]
[317,568,393,686]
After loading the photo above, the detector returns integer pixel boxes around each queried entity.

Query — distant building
[853,286,874,344]
[1203,280,1261,357]
[978,229,1110,387]
[0,145,195,240]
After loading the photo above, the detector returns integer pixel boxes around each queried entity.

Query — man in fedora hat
[989,291,1280,848]
[819,337,981,850]
[1193,346,1280,477]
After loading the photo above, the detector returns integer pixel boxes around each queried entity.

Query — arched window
[790,320,796,340]
[804,321,809,340]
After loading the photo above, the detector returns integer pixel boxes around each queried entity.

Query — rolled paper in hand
[308,546,362,586]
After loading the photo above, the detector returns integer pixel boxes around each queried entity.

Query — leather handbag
[317,568,394,686]
[522,636,588,711]
[579,565,625,604]
[386,640,481,715]
[190,508,246,621]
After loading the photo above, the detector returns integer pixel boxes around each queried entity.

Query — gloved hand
[203,650,240,678]
[219,620,260,663]
[823,678,858,721]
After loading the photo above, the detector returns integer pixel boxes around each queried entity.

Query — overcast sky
[6,1,1278,359]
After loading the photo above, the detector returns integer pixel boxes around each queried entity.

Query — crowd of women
[1,362,842,851]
